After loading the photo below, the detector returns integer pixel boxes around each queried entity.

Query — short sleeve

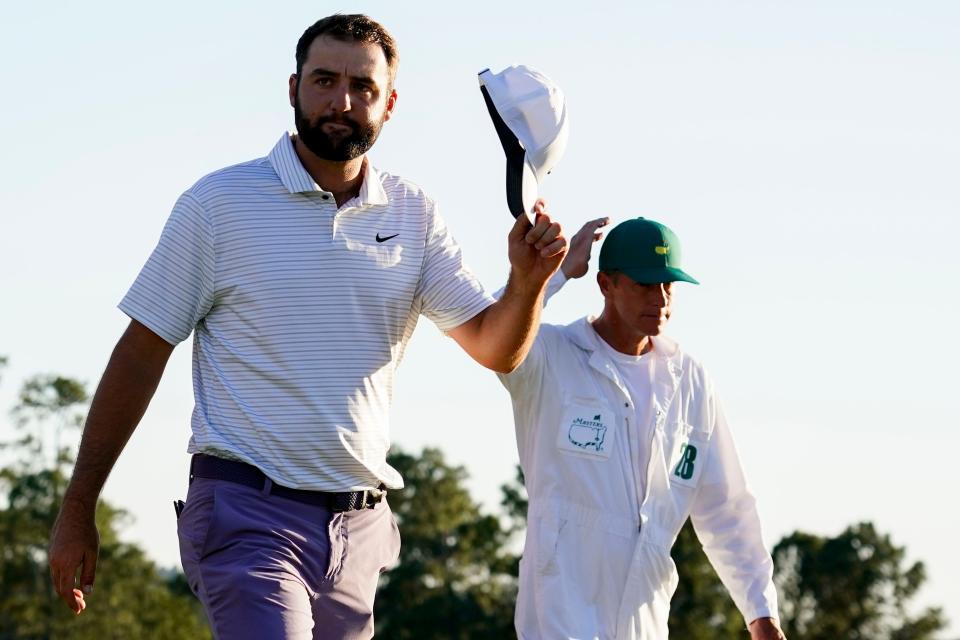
[118,191,215,345]
[415,200,494,332]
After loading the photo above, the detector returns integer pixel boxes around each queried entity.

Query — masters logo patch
[568,414,607,452]
[557,402,615,460]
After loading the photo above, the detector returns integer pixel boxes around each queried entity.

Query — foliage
[0,367,210,640]
[375,447,518,638]
[499,464,527,541]
[7,374,89,494]
[773,522,947,640]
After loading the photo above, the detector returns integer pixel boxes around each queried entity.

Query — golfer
[49,14,566,639]
[499,217,786,640]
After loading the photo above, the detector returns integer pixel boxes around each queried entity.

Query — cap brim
[480,84,531,219]
[617,267,699,285]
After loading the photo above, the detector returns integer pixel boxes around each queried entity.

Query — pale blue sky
[2,0,958,633]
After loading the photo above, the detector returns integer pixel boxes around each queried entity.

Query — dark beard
[294,91,383,162]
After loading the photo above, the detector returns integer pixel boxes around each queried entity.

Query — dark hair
[295,14,399,82]
[600,270,622,280]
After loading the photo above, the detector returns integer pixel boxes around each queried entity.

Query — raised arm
[49,320,174,614]
[560,216,610,280]
[447,200,566,373]
[492,215,611,302]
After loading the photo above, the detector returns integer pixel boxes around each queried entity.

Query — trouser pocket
[535,516,565,576]
[325,512,346,580]
[176,479,219,596]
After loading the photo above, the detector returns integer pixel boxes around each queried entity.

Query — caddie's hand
[507,199,567,286]
[749,617,787,640]
[49,497,100,614]
[561,216,610,279]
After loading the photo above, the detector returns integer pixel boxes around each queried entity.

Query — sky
[1,0,958,634]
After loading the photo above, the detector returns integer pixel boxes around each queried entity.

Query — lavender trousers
[177,476,401,640]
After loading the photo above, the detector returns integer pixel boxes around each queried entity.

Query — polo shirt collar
[356,159,388,206]
[267,132,389,207]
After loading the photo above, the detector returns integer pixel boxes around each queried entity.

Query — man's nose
[650,283,669,306]
[330,82,351,112]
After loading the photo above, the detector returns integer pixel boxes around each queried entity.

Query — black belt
[190,454,385,512]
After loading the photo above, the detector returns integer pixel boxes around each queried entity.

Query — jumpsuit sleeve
[495,327,552,460]
[688,391,781,625]
[490,268,567,305]
[495,328,548,398]
[491,271,563,450]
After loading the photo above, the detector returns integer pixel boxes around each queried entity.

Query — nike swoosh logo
[376,233,399,243]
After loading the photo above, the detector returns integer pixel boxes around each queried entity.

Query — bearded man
[49,14,567,639]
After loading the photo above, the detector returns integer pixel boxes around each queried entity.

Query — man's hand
[507,199,567,288]
[49,497,100,614]
[749,617,787,640]
[447,199,566,373]
[561,216,610,279]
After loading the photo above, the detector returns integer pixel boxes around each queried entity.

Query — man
[500,217,786,639]
[48,14,567,639]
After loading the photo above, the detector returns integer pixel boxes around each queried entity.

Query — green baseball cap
[598,217,699,285]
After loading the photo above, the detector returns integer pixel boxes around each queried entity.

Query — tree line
[0,363,949,639]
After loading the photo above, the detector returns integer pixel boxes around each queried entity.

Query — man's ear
[288,74,298,108]
[382,88,398,123]
[597,271,613,298]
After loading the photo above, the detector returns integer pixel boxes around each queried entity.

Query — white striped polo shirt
[120,132,494,491]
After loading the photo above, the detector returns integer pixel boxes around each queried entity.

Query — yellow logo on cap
[655,245,670,255]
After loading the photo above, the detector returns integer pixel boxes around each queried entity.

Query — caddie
[48,13,567,639]
[498,217,786,640]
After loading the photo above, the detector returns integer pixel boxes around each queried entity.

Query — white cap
[479,65,569,221]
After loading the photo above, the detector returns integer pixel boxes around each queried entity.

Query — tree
[498,464,527,546]
[375,447,518,638]
[0,367,210,640]
[13,374,88,473]
[773,522,947,640]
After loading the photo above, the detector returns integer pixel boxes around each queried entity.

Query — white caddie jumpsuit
[498,317,779,640]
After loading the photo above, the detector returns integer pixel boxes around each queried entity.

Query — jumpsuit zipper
[637,407,664,532]
[606,362,659,535]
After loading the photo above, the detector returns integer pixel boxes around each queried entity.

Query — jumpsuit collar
[563,317,683,415]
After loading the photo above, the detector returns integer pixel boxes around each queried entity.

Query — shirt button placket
[317,192,335,243]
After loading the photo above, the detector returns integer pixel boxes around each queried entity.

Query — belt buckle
[361,488,384,509]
